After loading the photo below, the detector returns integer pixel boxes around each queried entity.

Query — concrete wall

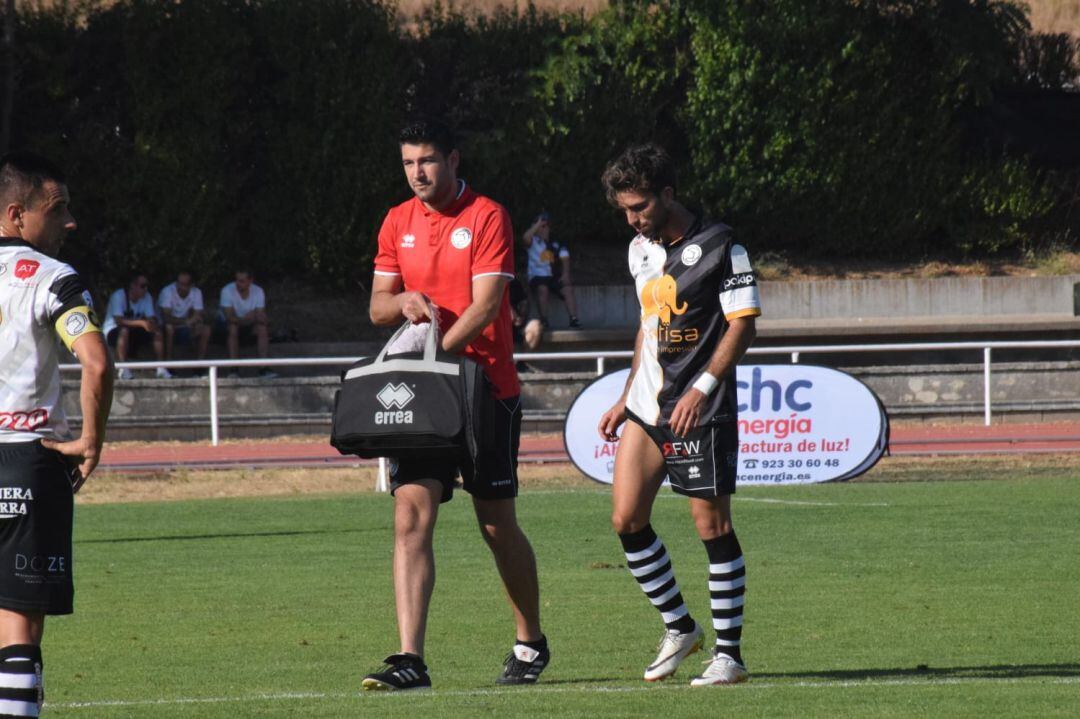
[564,276,1080,328]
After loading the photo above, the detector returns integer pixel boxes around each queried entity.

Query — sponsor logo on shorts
[662,440,701,457]
[0,487,34,519]
[14,259,39,280]
[681,244,702,266]
[450,227,472,249]
[0,409,49,432]
[688,465,701,478]
[14,554,66,574]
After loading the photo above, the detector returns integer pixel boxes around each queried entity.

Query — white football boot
[689,649,749,686]
[643,621,704,681]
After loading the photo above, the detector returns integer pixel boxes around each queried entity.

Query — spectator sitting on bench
[158,270,211,373]
[522,211,581,329]
[102,272,170,380]
[216,268,276,379]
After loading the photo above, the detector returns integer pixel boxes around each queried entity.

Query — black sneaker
[361,653,431,691]
[568,316,581,328]
[496,642,550,685]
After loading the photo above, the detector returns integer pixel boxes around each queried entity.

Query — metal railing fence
[58,339,1080,445]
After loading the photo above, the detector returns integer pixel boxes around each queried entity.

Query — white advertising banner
[563,365,888,485]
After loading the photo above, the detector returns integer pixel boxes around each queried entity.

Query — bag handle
[373,301,439,366]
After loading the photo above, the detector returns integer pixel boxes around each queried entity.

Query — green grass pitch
[46,473,1079,717]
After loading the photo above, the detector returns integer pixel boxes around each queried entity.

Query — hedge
[4,0,1076,293]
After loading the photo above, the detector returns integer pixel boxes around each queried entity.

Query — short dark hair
[0,150,67,209]
[399,117,457,157]
[601,143,677,207]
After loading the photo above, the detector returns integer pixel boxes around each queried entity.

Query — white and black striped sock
[619,525,695,632]
[704,532,745,665]
[0,644,42,719]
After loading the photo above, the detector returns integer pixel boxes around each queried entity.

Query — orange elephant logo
[641,274,687,325]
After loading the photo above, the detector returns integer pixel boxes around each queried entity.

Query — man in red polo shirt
[361,118,549,691]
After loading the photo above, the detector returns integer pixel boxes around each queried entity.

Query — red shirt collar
[420,180,472,216]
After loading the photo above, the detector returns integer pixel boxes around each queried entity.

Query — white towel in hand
[386,304,440,355]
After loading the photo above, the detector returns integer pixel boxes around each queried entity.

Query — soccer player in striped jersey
[598,144,760,686]
[0,151,113,717]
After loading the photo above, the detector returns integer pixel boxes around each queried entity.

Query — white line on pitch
[524,489,889,507]
[654,494,890,507]
[735,497,890,507]
[52,675,1080,710]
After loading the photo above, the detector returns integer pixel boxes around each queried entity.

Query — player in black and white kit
[598,144,759,686]
[0,152,113,717]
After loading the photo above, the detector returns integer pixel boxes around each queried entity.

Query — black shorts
[106,326,154,354]
[626,409,739,498]
[389,396,522,504]
[0,442,75,615]
[528,276,565,298]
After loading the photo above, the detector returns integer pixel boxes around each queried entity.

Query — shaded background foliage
[2,0,1077,296]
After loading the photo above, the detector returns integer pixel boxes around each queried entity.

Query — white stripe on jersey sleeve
[730,243,753,274]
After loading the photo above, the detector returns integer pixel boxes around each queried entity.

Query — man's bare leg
[393,480,443,658]
[473,497,542,642]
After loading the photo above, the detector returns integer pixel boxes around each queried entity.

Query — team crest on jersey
[681,244,702,266]
[450,227,472,249]
[401,234,416,248]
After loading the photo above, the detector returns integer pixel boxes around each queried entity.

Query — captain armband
[55,305,102,352]
[692,371,719,397]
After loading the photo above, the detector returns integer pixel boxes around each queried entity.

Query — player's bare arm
[440,274,508,354]
[598,327,645,441]
[118,314,156,331]
[369,273,432,326]
[668,316,757,437]
[41,331,113,489]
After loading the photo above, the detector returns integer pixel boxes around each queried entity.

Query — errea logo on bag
[377,383,414,409]
[375,383,415,424]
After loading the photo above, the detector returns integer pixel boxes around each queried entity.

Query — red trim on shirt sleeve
[471,204,515,276]
[373,212,401,275]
